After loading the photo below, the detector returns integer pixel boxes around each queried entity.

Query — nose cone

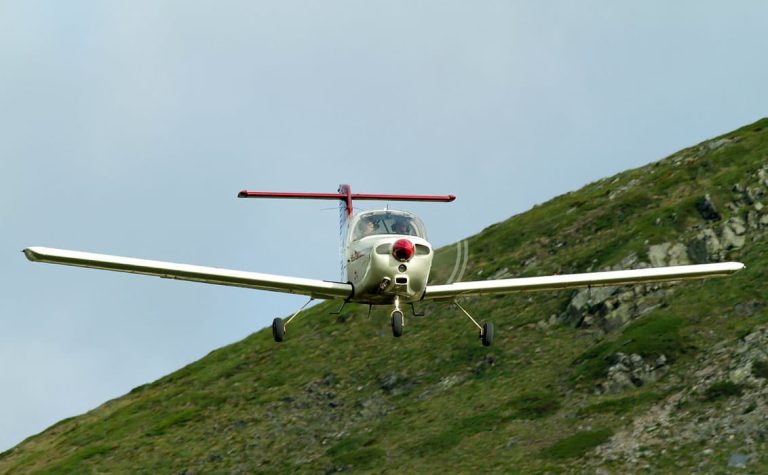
[392,239,415,262]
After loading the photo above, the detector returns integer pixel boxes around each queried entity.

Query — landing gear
[481,321,494,347]
[455,300,495,347]
[272,317,285,342]
[391,296,404,338]
[391,310,404,337]
[271,298,314,343]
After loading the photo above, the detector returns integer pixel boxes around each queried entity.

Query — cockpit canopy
[350,210,427,241]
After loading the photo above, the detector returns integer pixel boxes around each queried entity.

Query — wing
[423,262,745,301]
[23,247,353,300]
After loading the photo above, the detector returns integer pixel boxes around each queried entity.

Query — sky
[1,1,767,452]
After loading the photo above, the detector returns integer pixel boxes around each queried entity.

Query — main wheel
[481,322,494,347]
[391,310,404,338]
[272,317,285,343]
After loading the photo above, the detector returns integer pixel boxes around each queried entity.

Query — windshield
[351,211,427,241]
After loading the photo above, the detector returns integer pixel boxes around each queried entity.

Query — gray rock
[721,224,746,250]
[561,285,619,328]
[746,186,764,204]
[648,243,671,267]
[734,300,765,317]
[727,216,747,235]
[759,168,768,187]
[668,243,691,266]
[378,373,398,393]
[728,453,749,468]
[598,352,669,394]
[688,229,723,263]
[618,253,639,269]
[696,194,721,221]
[747,210,760,230]
[729,367,751,384]
[704,138,732,151]
[648,242,690,267]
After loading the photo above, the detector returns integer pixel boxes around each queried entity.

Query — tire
[391,311,404,338]
[272,317,285,343]
[481,321,494,347]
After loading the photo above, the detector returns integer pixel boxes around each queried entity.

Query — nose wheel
[390,296,405,338]
[391,310,404,337]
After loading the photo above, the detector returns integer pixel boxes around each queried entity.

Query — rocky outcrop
[687,228,723,263]
[648,242,690,267]
[696,194,721,221]
[559,253,671,332]
[590,324,768,472]
[559,282,670,333]
[596,353,669,394]
[720,216,747,250]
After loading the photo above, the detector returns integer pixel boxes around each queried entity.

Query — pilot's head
[393,219,409,234]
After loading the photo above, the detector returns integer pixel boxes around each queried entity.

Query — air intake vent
[395,277,408,285]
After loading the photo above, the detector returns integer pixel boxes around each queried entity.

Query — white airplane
[24,185,745,346]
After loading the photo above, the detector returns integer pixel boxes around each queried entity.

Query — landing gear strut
[391,296,404,337]
[271,298,313,343]
[455,300,494,346]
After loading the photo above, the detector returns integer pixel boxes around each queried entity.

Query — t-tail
[238,185,455,279]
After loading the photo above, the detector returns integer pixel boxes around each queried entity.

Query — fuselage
[343,210,433,304]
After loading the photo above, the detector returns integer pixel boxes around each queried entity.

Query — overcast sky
[1,1,767,451]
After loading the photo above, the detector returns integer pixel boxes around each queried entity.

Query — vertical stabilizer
[337,184,353,279]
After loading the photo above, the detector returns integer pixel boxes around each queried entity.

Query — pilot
[362,219,376,236]
[392,218,411,235]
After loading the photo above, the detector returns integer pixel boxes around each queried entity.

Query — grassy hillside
[3,119,768,473]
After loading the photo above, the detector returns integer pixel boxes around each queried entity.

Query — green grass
[703,381,745,401]
[578,391,664,416]
[145,408,202,436]
[539,429,613,460]
[752,360,768,379]
[38,445,115,475]
[326,437,385,470]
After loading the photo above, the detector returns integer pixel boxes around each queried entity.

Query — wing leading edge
[23,247,353,301]
[423,262,745,301]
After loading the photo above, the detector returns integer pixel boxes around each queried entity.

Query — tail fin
[337,184,353,275]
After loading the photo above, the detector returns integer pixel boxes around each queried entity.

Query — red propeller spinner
[392,239,415,262]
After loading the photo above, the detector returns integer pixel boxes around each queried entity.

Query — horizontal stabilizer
[237,190,456,202]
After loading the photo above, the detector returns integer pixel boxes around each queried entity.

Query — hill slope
[3,119,768,473]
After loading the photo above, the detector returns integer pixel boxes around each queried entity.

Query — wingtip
[22,247,40,262]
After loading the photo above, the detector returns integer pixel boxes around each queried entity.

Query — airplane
[23,184,746,346]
